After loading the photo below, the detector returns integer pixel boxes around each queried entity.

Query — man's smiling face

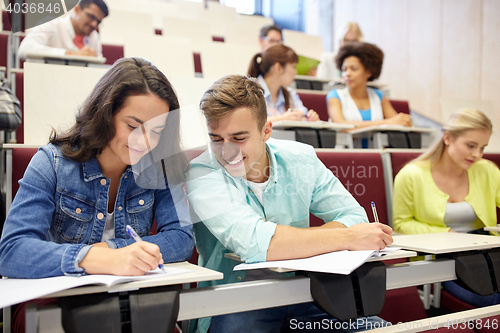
[208,107,272,183]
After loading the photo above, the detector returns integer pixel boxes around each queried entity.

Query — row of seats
[6,145,500,328]
[7,68,410,145]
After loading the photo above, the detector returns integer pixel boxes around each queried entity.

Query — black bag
[0,79,22,131]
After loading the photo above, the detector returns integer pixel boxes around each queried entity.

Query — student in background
[393,108,500,307]
[248,44,320,123]
[326,42,411,128]
[259,24,282,51]
[18,0,109,59]
[317,22,364,80]
[186,74,392,333]
[0,58,194,279]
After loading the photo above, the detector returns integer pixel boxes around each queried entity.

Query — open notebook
[0,266,192,309]
[234,247,400,275]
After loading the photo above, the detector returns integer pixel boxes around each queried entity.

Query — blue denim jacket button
[75,208,81,214]
[100,179,107,185]
[97,213,104,220]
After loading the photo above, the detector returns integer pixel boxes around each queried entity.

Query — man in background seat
[18,0,108,59]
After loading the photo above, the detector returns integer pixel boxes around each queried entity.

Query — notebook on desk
[0,266,192,309]
[233,247,402,275]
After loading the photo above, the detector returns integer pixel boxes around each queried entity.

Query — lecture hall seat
[297,91,411,122]
[101,44,124,66]
[314,151,389,226]
[14,71,23,143]
[0,32,9,69]
[11,147,38,200]
[2,10,11,31]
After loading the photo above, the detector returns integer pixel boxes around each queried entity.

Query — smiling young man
[18,0,109,59]
[186,75,393,333]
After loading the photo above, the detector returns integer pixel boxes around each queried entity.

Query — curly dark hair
[335,42,384,81]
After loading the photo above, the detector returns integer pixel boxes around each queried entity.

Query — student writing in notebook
[248,44,320,123]
[326,42,411,129]
[186,75,392,333]
[393,108,500,307]
[0,58,194,279]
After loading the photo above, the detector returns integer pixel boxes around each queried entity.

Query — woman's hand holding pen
[282,109,307,121]
[305,109,320,122]
[79,242,164,276]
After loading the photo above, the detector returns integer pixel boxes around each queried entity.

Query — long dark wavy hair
[50,57,188,184]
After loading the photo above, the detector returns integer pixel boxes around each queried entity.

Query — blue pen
[371,201,380,223]
[126,225,166,272]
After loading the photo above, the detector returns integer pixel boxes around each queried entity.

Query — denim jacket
[0,144,194,278]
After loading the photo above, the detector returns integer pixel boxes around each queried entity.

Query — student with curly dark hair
[326,42,411,129]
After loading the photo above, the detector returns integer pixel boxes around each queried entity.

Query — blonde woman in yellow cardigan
[393,108,500,307]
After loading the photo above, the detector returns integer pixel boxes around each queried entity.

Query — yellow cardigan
[393,159,500,234]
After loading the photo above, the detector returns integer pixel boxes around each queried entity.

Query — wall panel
[407,0,442,122]
[441,0,482,101]
[482,0,500,131]
[376,0,409,100]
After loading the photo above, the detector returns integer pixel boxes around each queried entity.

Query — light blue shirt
[185,139,368,333]
[257,75,308,116]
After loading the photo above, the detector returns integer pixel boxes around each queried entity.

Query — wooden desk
[271,121,354,148]
[21,258,457,332]
[2,262,222,333]
[272,120,354,131]
[393,232,500,310]
[393,233,500,254]
[484,224,500,232]
[25,53,108,68]
[225,249,418,273]
[342,125,435,149]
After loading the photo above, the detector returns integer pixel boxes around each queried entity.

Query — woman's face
[341,56,372,89]
[444,129,491,170]
[279,62,297,87]
[106,93,170,167]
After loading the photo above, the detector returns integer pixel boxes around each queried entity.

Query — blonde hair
[414,108,492,164]
[337,22,364,45]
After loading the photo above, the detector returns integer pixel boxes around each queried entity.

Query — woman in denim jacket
[0,58,194,278]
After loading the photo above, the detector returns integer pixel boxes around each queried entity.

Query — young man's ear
[262,121,272,142]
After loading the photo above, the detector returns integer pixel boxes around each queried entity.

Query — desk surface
[224,249,417,273]
[348,125,435,135]
[393,233,500,254]
[46,262,222,298]
[484,224,500,232]
[272,120,354,130]
[26,53,107,64]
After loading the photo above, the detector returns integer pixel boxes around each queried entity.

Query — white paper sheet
[234,247,401,275]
